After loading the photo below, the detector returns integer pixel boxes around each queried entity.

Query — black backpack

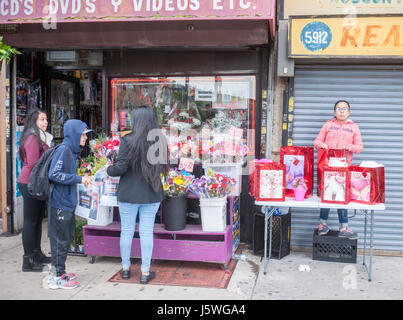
[27,144,71,200]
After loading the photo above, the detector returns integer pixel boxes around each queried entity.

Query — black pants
[48,207,74,277]
[18,182,46,256]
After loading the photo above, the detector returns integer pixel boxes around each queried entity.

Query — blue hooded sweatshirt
[48,120,88,212]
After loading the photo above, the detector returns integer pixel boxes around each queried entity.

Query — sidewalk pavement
[1,221,402,300]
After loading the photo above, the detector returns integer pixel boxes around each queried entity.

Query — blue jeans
[118,201,160,272]
[320,208,348,224]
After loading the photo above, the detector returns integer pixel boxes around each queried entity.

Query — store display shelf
[83,222,233,265]
[84,221,230,235]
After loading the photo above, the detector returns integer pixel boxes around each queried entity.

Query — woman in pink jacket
[314,100,363,240]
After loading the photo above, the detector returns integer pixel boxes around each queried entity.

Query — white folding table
[255,195,386,281]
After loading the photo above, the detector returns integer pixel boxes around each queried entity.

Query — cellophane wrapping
[254,162,286,202]
[280,146,314,198]
[321,166,350,204]
[349,164,385,204]
[317,149,347,196]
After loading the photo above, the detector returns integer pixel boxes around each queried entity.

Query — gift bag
[280,146,314,198]
[248,159,273,197]
[350,162,385,204]
[75,184,100,220]
[317,149,347,196]
[95,167,120,207]
[254,162,286,202]
[321,166,350,204]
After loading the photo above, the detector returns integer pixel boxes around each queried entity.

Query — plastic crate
[312,229,357,263]
[253,210,291,259]
[202,163,242,196]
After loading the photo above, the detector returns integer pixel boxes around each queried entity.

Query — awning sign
[0,0,275,23]
[289,15,403,58]
[284,0,403,18]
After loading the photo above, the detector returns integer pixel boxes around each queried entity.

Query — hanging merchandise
[16,78,43,126]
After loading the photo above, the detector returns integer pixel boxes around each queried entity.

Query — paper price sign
[178,157,195,173]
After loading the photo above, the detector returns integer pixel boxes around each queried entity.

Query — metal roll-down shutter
[291,65,403,253]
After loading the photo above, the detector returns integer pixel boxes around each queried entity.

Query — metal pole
[369,210,374,282]
[363,209,367,267]
[264,206,268,275]
[0,60,7,232]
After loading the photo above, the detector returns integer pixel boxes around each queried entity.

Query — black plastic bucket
[162,196,187,231]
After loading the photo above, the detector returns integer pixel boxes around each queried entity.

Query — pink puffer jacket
[314,118,363,165]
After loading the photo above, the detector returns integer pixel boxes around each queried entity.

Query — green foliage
[71,217,87,247]
[0,37,21,64]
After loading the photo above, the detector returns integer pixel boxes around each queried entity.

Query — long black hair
[126,106,170,192]
[18,108,46,161]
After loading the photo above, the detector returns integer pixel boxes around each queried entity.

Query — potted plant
[71,217,87,253]
[160,168,194,231]
[293,177,308,201]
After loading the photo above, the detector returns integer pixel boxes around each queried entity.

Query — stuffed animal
[323,172,346,202]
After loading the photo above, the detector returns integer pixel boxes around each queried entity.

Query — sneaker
[61,273,77,281]
[339,227,358,240]
[47,272,77,284]
[48,275,79,290]
[318,223,330,236]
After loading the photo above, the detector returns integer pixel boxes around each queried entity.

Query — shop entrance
[12,50,105,231]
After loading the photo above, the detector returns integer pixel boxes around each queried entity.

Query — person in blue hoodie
[47,119,93,290]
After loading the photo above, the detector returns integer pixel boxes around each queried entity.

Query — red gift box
[280,146,314,199]
[254,162,286,202]
[321,166,350,204]
[349,165,385,204]
[317,149,347,196]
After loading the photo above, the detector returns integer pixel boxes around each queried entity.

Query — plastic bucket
[199,197,227,232]
[162,196,187,231]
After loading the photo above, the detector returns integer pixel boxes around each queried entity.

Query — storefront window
[111,75,255,164]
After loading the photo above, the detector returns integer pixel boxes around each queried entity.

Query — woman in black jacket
[107,106,169,283]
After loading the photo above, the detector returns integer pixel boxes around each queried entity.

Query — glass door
[48,73,79,145]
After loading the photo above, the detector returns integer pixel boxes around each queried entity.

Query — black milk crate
[312,229,357,263]
[253,210,291,260]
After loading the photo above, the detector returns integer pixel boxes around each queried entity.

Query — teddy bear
[323,172,346,202]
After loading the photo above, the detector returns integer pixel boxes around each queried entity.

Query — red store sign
[0,0,275,23]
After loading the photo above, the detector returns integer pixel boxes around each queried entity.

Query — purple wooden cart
[83,197,237,268]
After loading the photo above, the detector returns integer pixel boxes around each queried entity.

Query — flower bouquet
[77,155,106,176]
[189,168,235,232]
[188,168,236,199]
[160,168,195,231]
[89,133,120,165]
[160,168,195,198]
